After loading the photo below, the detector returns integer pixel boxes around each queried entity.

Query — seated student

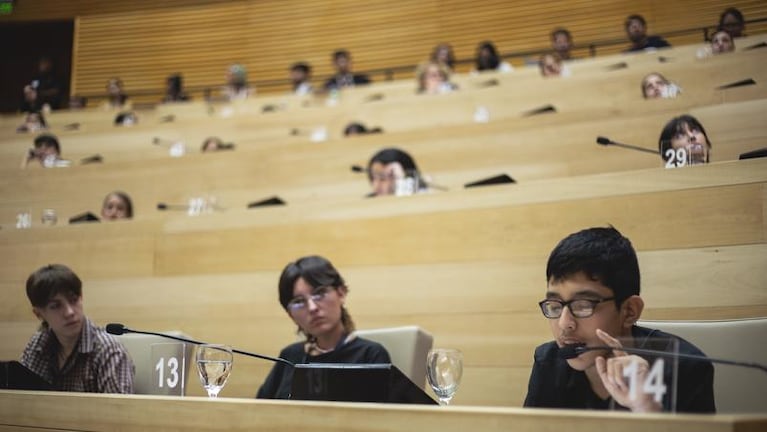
[416,61,457,94]
[101,78,130,110]
[524,227,715,413]
[324,49,371,90]
[641,73,681,99]
[719,7,745,38]
[16,111,47,133]
[222,64,254,101]
[201,136,235,152]
[21,134,68,168]
[163,74,189,102]
[710,29,735,54]
[256,255,391,399]
[539,53,570,78]
[474,41,514,73]
[551,28,574,61]
[624,14,671,52]
[366,148,427,197]
[114,111,138,127]
[658,115,712,166]
[290,62,314,96]
[20,264,134,393]
[101,191,133,221]
[430,43,456,73]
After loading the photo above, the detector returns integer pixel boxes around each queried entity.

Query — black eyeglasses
[286,286,334,312]
[538,297,615,319]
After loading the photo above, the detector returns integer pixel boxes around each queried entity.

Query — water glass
[196,344,233,398]
[426,348,463,405]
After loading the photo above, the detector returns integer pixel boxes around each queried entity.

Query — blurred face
[334,55,351,73]
[552,33,572,55]
[711,32,734,54]
[423,64,446,93]
[626,19,646,43]
[642,74,668,98]
[369,161,405,196]
[721,14,744,37]
[34,292,84,341]
[290,68,307,84]
[540,55,562,77]
[287,277,346,341]
[107,80,122,96]
[545,272,624,371]
[670,122,710,162]
[101,194,130,220]
[436,46,450,63]
[25,113,43,129]
[33,143,59,164]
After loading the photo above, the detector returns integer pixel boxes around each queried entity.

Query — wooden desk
[0,391,765,432]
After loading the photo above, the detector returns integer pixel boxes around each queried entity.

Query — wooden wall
[3,0,767,99]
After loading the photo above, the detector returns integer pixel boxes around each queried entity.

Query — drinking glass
[196,344,233,398]
[426,348,463,405]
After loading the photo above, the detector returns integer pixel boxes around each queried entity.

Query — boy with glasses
[523,227,714,412]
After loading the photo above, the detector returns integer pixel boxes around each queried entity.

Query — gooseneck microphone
[559,343,767,373]
[106,323,294,367]
[596,136,659,155]
[156,202,188,211]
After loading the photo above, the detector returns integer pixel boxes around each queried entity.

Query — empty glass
[426,348,463,405]
[196,344,233,398]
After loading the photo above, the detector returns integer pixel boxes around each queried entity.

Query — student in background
[624,15,671,52]
[163,74,189,102]
[718,7,745,38]
[710,29,735,54]
[21,57,63,112]
[539,53,569,77]
[16,111,47,133]
[430,43,456,72]
[256,256,390,399]
[343,122,383,137]
[524,227,715,412]
[21,134,67,169]
[551,28,574,61]
[366,148,427,197]
[416,61,457,94]
[21,264,134,393]
[474,41,514,73]
[222,64,254,101]
[290,62,314,96]
[641,73,681,99]
[101,191,133,221]
[324,49,371,90]
[102,78,130,110]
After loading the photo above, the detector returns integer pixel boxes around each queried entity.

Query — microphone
[152,137,175,146]
[559,343,767,373]
[80,154,103,164]
[350,165,449,191]
[156,202,188,211]
[596,136,659,155]
[106,323,294,367]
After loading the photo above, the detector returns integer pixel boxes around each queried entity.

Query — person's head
[658,115,712,164]
[551,28,573,59]
[366,148,420,196]
[114,111,137,126]
[26,264,84,338]
[33,134,60,162]
[542,227,644,371]
[711,29,735,54]
[38,57,53,73]
[290,62,312,85]
[539,53,563,77]
[476,41,501,71]
[106,78,124,97]
[344,122,368,136]
[641,72,671,99]
[719,7,745,38]
[101,191,133,220]
[227,64,248,88]
[431,43,456,70]
[278,255,354,343]
[625,14,648,44]
[201,136,224,152]
[332,50,352,74]
[416,61,450,93]
[166,74,183,96]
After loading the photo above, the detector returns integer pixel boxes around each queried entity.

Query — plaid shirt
[20,317,134,393]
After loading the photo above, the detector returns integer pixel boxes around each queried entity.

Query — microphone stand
[107,324,294,367]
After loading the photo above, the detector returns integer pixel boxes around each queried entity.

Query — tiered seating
[1,36,765,407]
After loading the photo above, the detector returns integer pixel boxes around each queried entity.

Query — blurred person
[416,61,457,94]
[366,148,427,197]
[256,256,390,399]
[624,15,671,52]
[163,74,189,102]
[710,29,735,54]
[474,41,514,73]
[222,64,254,101]
[20,57,63,112]
[101,191,133,221]
[102,78,129,109]
[430,43,456,72]
[719,7,745,38]
[324,49,371,90]
[641,73,680,99]
[658,115,712,165]
[201,136,235,152]
[21,134,67,169]
[343,122,383,137]
[290,62,314,96]
[551,28,574,60]
[114,111,138,127]
[21,264,134,393]
[539,53,570,77]
[16,111,47,133]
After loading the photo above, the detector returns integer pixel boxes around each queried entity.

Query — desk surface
[1,391,765,432]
